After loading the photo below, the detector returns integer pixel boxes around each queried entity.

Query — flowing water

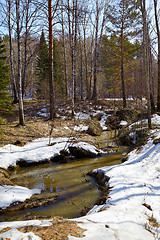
[9,132,128,219]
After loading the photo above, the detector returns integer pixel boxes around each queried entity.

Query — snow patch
[0,185,40,209]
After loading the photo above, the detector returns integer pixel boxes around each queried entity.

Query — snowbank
[0,137,102,216]
[69,129,160,240]
[0,137,101,169]
[0,185,40,209]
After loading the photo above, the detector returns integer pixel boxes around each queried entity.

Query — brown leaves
[18,217,85,240]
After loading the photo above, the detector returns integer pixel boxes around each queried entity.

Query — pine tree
[100,34,141,98]
[0,38,11,118]
[36,30,49,99]
[106,0,141,107]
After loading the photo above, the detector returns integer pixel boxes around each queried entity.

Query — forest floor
[0,99,103,239]
[0,98,144,147]
[0,99,98,147]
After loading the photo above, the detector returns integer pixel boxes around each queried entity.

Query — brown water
[10,150,125,219]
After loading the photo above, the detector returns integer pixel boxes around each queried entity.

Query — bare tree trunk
[141,0,151,129]
[83,16,89,99]
[92,0,106,100]
[67,0,74,114]
[22,0,30,98]
[67,0,72,57]
[78,28,83,100]
[153,0,160,112]
[92,0,99,100]
[89,33,94,99]
[61,0,67,97]
[16,0,25,125]
[7,0,18,103]
[80,51,83,100]
[150,52,155,103]
[48,0,56,119]
[67,0,78,115]
[120,0,126,108]
[149,39,156,113]
[73,0,78,102]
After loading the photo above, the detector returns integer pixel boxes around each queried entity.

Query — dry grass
[0,117,101,148]
[18,217,85,240]
[145,214,160,238]
[0,217,85,240]
[148,215,159,229]
[0,99,100,147]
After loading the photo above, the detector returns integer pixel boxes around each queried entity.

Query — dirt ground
[0,98,145,147]
[0,99,100,147]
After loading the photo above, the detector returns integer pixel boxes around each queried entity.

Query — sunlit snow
[0,114,160,239]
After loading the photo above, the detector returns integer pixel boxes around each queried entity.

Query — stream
[6,133,128,219]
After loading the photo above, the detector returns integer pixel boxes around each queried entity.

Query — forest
[0,0,159,124]
[0,0,160,240]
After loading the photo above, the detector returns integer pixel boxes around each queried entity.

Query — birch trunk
[67,0,77,115]
[73,0,78,103]
[153,0,160,112]
[22,0,30,98]
[120,0,126,108]
[149,38,156,113]
[7,0,18,103]
[16,0,25,125]
[61,0,67,96]
[92,0,99,100]
[79,28,83,99]
[83,17,89,99]
[141,0,151,128]
[48,0,56,119]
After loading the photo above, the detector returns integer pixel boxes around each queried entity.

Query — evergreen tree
[0,38,11,118]
[106,0,141,107]
[36,30,49,99]
[100,34,141,98]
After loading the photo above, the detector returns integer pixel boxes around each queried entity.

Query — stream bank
[0,115,131,221]
[0,142,128,221]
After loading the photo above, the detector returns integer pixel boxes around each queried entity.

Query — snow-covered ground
[0,115,160,239]
[0,137,101,169]
[69,130,160,240]
[0,185,40,209]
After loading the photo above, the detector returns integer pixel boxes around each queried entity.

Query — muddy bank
[0,192,58,216]
[0,168,13,186]
[88,170,110,206]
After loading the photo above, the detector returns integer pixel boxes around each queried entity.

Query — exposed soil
[0,101,100,148]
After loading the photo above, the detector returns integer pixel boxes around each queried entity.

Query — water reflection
[10,151,125,218]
